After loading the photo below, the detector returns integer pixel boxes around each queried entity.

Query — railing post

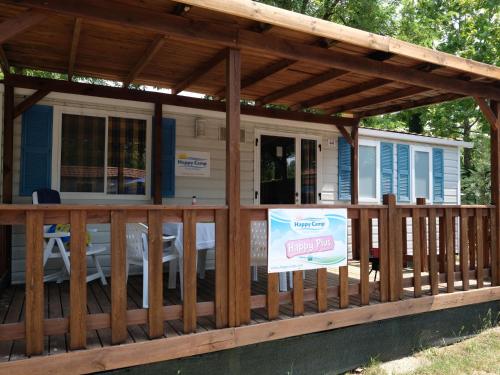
[215,209,229,328]
[383,194,401,301]
[428,208,439,295]
[411,206,422,297]
[239,210,251,323]
[444,209,455,293]
[459,208,470,291]
[359,209,369,305]
[25,210,44,356]
[148,210,164,338]
[69,210,87,350]
[378,207,389,302]
[489,100,500,286]
[416,198,428,272]
[111,210,127,344]
[475,208,484,288]
[490,207,498,286]
[183,210,197,333]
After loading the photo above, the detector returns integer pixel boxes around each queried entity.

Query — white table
[163,223,215,278]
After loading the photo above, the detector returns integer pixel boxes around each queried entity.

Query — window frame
[52,106,152,200]
[411,144,433,203]
[358,139,380,203]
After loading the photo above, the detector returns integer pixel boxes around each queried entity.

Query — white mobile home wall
[0,85,468,283]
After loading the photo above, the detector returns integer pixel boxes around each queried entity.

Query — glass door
[300,138,317,204]
[260,135,296,204]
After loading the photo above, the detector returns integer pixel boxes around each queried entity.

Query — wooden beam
[226,48,241,327]
[490,101,500,286]
[359,93,464,117]
[475,97,498,130]
[2,84,14,204]
[0,9,48,44]
[0,45,9,75]
[153,102,162,204]
[172,49,226,95]
[256,68,348,106]
[13,89,50,119]
[13,0,500,100]
[124,35,166,87]
[336,125,352,145]
[67,17,82,81]
[5,74,357,127]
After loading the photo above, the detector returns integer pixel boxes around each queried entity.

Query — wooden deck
[0,262,491,363]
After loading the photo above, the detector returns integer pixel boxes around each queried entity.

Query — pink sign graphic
[285,235,335,258]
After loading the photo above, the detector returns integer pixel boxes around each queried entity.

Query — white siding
[2,86,464,283]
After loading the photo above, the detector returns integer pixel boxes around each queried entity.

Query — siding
[2,87,464,283]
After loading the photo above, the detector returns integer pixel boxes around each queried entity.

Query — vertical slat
[411,208,422,297]
[183,210,197,333]
[267,273,279,320]
[468,216,476,271]
[416,198,428,272]
[445,209,455,293]
[438,216,446,274]
[292,271,304,316]
[384,194,399,301]
[25,211,44,356]
[359,209,369,305]
[316,268,327,312]
[148,210,164,338]
[475,209,484,288]
[111,210,127,344]
[460,208,469,291]
[428,208,439,295]
[69,210,87,350]
[339,266,349,308]
[378,209,389,302]
[490,207,498,286]
[226,48,241,327]
[239,211,251,324]
[215,209,228,328]
[483,215,490,269]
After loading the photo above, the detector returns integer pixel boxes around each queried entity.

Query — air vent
[218,127,246,143]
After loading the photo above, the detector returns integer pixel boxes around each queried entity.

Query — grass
[359,325,500,375]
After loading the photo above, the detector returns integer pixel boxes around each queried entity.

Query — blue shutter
[397,144,410,202]
[20,105,53,196]
[159,118,176,197]
[380,142,393,197]
[433,148,444,203]
[338,137,351,200]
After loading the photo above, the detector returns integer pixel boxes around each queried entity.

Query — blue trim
[337,137,351,200]
[397,144,410,202]
[433,148,444,203]
[380,142,393,197]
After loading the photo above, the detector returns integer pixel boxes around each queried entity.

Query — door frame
[253,129,322,205]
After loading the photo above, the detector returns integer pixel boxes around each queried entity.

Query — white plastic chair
[250,221,291,292]
[125,223,179,308]
[33,190,107,285]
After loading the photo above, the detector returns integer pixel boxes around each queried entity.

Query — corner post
[490,100,500,285]
[226,48,241,326]
[153,101,162,204]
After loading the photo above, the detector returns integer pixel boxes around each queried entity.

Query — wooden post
[111,210,127,345]
[411,207,422,297]
[384,194,401,301]
[148,210,164,338]
[226,48,241,327]
[359,209,370,305]
[444,209,455,293]
[490,101,500,286]
[239,210,251,323]
[153,101,162,204]
[416,198,428,272]
[428,208,439,295]
[69,210,87,350]
[215,209,229,328]
[378,208,389,302]
[0,85,14,286]
[183,210,197,333]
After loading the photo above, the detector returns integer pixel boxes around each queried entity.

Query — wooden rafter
[123,34,166,87]
[172,49,226,95]
[336,125,352,145]
[0,45,9,74]
[67,17,82,81]
[256,68,348,106]
[294,63,438,111]
[0,9,48,44]
[11,0,500,100]
[359,93,463,117]
[13,89,50,119]
[475,97,499,130]
[6,74,358,128]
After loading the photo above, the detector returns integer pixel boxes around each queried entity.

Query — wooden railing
[0,196,498,358]
[0,205,229,356]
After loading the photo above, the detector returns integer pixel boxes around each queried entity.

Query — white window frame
[358,139,380,203]
[52,105,152,200]
[411,145,433,203]
[253,129,322,205]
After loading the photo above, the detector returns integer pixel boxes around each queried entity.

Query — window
[358,141,379,202]
[57,110,149,197]
[412,147,432,202]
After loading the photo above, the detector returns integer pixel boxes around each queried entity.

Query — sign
[268,208,348,273]
[175,150,210,177]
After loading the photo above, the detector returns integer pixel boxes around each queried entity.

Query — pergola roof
[0,0,499,119]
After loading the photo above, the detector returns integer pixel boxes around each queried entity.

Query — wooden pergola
[0,1,499,370]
